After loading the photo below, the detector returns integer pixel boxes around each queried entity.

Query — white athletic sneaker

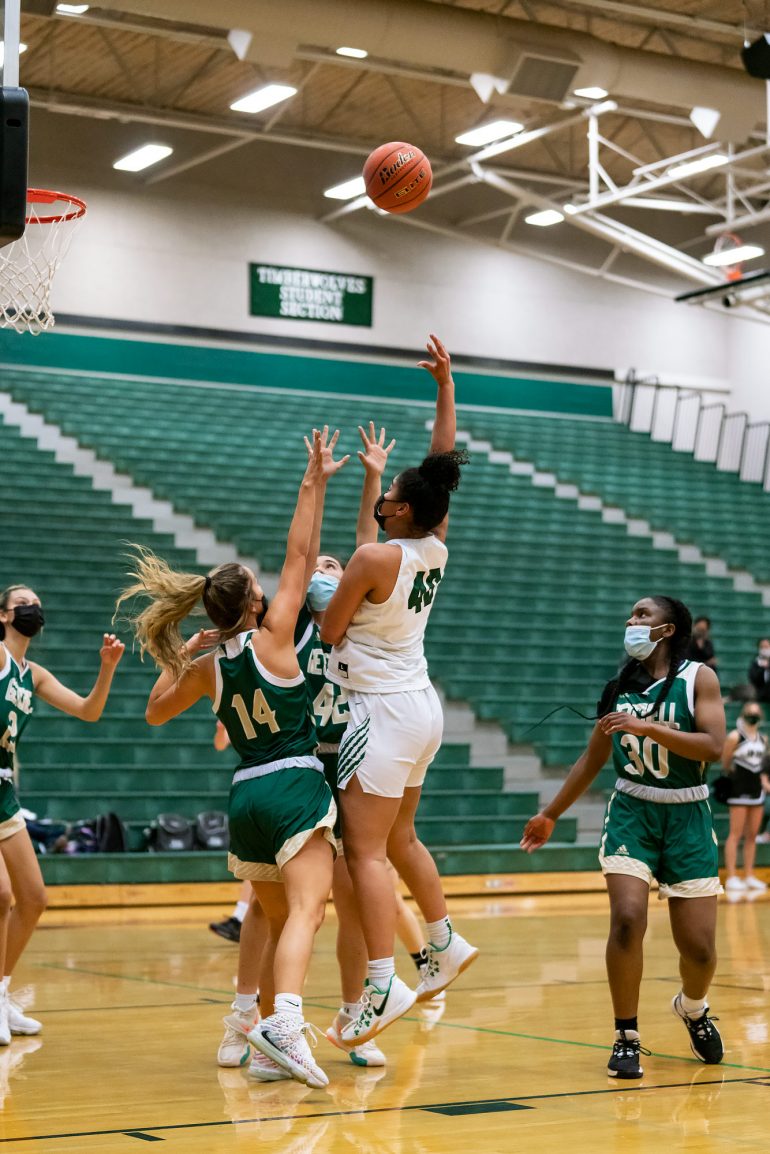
[249,1013,329,1089]
[246,1050,292,1082]
[0,993,10,1047]
[217,1003,257,1068]
[725,876,747,893]
[415,930,479,1002]
[745,875,767,892]
[326,1011,387,1067]
[339,975,416,1046]
[8,1001,41,1036]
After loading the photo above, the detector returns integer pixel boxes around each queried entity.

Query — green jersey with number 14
[611,661,705,792]
[0,648,34,777]
[214,631,318,771]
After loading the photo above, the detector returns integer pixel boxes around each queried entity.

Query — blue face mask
[624,624,670,660]
[307,572,339,612]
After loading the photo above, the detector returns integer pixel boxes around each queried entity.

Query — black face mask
[744,713,761,724]
[9,604,45,638]
[256,596,269,628]
[374,495,401,531]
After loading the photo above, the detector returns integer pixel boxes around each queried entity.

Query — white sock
[233,901,249,923]
[679,992,707,1019]
[426,917,452,949]
[274,993,303,1021]
[341,1001,360,1019]
[614,1028,640,1041]
[367,957,396,988]
[234,992,257,1014]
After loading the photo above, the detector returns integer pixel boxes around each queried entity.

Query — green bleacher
[5,362,770,885]
[1,408,539,881]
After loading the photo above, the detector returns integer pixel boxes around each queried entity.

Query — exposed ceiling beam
[549,0,754,42]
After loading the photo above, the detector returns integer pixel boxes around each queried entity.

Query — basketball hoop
[0,189,86,335]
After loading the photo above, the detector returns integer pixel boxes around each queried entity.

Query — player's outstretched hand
[100,633,126,668]
[520,813,555,853]
[357,422,396,476]
[417,333,452,388]
[185,628,221,656]
[305,426,349,480]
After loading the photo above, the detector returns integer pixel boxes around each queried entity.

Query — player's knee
[609,909,646,949]
[19,887,47,921]
[0,885,13,916]
[683,939,716,969]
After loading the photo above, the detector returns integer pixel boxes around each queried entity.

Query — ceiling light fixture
[324,176,366,200]
[55,4,90,14]
[230,84,297,114]
[336,46,368,59]
[525,208,564,227]
[702,243,765,267]
[455,119,523,147]
[113,144,173,172]
[573,86,608,99]
[667,152,728,179]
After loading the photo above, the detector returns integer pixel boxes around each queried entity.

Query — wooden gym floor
[1,890,769,1153]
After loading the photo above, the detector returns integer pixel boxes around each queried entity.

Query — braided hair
[597,595,693,719]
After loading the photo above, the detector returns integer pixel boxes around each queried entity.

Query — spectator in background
[687,617,718,672]
[722,703,769,894]
[749,638,770,704]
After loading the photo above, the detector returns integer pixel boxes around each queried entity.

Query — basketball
[363,141,432,214]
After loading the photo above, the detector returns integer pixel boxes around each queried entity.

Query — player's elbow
[145,703,165,726]
[319,621,343,647]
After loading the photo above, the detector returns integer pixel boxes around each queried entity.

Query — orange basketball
[363,141,432,214]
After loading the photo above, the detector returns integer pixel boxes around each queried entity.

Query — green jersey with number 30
[295,605,349,747]
[611,660,705,792]
[0,648,34,777]
[214,631,318,771]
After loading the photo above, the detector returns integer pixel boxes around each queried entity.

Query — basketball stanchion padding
[0,188,86,335]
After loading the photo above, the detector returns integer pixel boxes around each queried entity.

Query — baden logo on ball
[363,141,433,214]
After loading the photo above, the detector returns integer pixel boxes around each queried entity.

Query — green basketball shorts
[0,779,24,841]
[227,764,336,883]
[599,788,721,898]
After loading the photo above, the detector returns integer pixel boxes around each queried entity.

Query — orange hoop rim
[25,189,87,225]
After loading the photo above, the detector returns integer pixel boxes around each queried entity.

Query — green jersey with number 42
[214,631,317,771]
[0,649,34,776]
[611,660,706,791]
[295,605,349,747]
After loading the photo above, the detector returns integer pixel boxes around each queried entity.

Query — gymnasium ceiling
[12,0,770,306]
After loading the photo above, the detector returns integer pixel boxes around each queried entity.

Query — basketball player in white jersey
[321,335,478,1045]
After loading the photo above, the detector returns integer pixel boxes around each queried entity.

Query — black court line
[0,1076,756,1144]
[125,1136,163,1144]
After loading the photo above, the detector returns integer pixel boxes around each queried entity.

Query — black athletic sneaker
[607,1031,651,1079]
[209,916,241,943]
[672,995,723,1063]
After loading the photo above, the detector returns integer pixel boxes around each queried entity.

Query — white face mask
[760,648,770,660]
[624,624,670,660]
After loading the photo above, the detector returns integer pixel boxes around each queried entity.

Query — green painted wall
[0,329,612,417]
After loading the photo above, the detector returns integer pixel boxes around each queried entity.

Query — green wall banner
[250,263,373,326]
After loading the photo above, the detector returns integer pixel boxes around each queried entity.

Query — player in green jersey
[521,596,726,1080]
[119,429,348,1089]
[0,584,124,1044]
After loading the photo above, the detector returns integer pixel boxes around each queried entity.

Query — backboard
[1,0,29,248]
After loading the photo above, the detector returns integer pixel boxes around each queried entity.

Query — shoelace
[614,1036,651,1059]
[354,991,375,1032]
[300,1022,320,1050]
[690,1014,719,1039]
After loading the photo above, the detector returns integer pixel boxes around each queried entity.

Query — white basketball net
[0,190,86,335]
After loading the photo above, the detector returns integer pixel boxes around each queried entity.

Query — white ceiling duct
[93,0,764,141]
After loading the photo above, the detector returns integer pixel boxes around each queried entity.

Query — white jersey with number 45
[328,535,448,694]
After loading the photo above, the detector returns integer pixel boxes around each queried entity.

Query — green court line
[38,962,770,1076]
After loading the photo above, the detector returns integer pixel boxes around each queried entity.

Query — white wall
[725,314,770,424]
[48,180,733,387]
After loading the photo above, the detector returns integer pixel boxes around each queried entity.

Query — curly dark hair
[394,449,469,531]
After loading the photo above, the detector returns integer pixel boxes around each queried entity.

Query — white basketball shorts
[336,684,444,798]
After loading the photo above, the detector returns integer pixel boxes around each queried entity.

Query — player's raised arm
[418,333,456,454]
[261,429,346,646]
[355,422,396,547]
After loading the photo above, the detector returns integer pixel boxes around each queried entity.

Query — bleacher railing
[614,373,770,492]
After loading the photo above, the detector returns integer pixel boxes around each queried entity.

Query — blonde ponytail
[116,545,206,680]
